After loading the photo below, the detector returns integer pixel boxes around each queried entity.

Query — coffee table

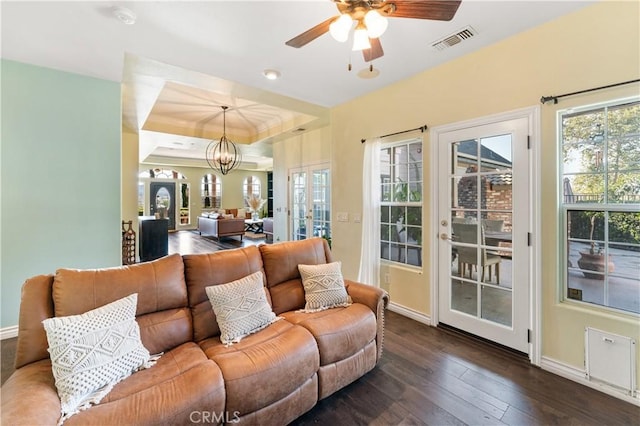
[244,219,263,233]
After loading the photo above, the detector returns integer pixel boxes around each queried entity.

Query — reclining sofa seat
[183,245,320,425]
[259,239,384,399]
[2,254,225,426]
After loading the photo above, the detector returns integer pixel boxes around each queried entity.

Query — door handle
[440,233,452,241]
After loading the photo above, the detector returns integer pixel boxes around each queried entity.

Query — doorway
[289,164,331,241]
[433,110,537,354]
[150,182,176,230]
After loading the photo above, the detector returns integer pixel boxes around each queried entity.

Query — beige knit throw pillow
[298,261,352,312]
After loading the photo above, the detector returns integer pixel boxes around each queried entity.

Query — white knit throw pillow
[43,293,158,425]
[298,261,352,312]
[205,270,280,345]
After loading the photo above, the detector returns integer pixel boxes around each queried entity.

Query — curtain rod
[361,125,427,143]
[540,79,640,104]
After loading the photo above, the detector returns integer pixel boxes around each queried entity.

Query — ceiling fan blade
[363,37,384,62]
[285,16,337,48]
[389,0,462,21]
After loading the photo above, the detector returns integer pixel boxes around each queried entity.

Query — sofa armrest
[344,280,389,361]
[1,360,61,426]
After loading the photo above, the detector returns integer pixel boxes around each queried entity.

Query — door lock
[440,219,448,227]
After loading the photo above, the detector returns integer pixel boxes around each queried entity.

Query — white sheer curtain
[358,138,381,287]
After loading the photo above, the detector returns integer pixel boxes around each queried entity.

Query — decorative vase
[252,211,259,221]
[577,251,615,280]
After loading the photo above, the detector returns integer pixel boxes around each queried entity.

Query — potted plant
[246,193,266,221]
[577,212,614,279]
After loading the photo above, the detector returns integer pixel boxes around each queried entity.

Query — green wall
[1,60,121,328]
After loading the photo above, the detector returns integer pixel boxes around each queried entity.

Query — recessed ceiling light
[112,6,136,25]
[262,69,281,80]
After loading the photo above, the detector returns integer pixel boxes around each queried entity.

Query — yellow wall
[331,0,639,379]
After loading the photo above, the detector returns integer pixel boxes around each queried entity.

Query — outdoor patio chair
[452,222,501,284]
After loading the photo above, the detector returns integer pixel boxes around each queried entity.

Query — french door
[290,164,331,241]
[436,116,531,353]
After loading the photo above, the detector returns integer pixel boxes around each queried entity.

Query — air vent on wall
[431,26,476,51]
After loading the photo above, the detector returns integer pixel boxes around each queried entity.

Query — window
[560,99,640,314]
[380,139,423,266]
[243,176,261,207]
[202,173,221,208]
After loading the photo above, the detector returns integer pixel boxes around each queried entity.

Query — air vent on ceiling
[431,26,476,51]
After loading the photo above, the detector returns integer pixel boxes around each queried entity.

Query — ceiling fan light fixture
[352,22,371,51]
[329,13,352,42]
[364,10,388,38]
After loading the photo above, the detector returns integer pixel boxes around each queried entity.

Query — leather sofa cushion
[183,246,266,342]
[199,320,319,416]
[66,342,225,425]
[281,303,377,365]
[259,238,332,314]
[53,254,187,317]
[1,343,225,426]
[53,254,192,354]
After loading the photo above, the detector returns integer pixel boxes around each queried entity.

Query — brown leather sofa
[1,238,389,425]
[198,216,246,240]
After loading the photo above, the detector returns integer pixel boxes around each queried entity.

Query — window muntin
[560,99,640,314]
[202,173,221,209]
[380,139,423,267]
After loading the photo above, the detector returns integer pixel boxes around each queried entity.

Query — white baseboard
[387,302,431,325]
[540,356,639,406]
[0,325,18,340]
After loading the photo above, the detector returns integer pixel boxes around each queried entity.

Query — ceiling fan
[286,0,462,62]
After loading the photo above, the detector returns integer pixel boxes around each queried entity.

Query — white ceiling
[1,0,595,169]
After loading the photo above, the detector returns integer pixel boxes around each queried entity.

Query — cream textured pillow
[298,261,352,312]
[42,293,158,424]
[236,208,247,219]
[205,270,280,345]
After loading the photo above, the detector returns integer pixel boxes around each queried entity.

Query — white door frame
[429,106,541,365]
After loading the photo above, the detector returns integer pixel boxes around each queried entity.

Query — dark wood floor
[293,311,639,425]
[2,231,638,424]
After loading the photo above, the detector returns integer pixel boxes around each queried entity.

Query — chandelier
[205,106,242,175]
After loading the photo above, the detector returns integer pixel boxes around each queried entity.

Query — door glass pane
[481,286,512,327]
[450,135,514,327]
[292,172,306,240]
[453,175,479,210]
[312,169,330,238]
[451,279,477,316]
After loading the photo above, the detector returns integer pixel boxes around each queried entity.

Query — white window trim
[557,96,640,316]
[380,137,423,269]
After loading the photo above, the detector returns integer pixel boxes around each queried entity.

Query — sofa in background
[262,217,273,242]
[1,237,389,425]
[198,216,246,241]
